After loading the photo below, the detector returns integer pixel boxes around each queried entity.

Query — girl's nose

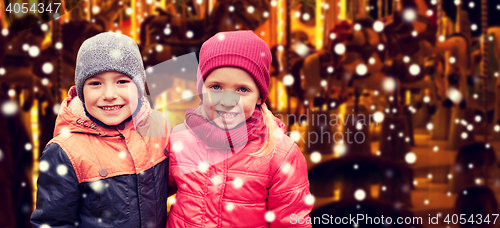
[219,90,239,107]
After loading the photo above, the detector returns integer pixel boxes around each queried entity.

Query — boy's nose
[219,90,240,107]
[102,87,118,100]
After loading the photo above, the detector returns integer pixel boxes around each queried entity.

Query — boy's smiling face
[83,71,139,126]
[201,67,261,130]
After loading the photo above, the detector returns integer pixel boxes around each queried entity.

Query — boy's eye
[118,80,130,84]
[210,85,221,90]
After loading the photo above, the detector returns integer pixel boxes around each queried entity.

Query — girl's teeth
[219,112,236,118]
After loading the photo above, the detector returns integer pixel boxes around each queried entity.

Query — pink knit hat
[197,30,272,103]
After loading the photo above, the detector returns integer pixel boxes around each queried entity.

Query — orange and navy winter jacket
[31,86,171,228]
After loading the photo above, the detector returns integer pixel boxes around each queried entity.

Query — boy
[31,32,170,228]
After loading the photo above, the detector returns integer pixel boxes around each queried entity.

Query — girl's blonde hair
[196,103,283,157]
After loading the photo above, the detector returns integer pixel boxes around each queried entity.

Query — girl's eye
[238,87,249,93]
[210,85,221,90]
[88,81,101,86]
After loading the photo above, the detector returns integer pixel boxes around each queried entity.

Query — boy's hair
[74,32,146,102]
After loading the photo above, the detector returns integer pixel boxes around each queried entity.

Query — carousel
[1,0,500,227]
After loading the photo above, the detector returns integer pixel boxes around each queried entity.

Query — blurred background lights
[283,74,294,86]
[55,42,63,50]
[354,23,361,31]
[354,189,366,201]
[305,194,315,205]
[327,66,334,73]
[302,13,310,21]
[334,43,346,55]
[373,21,384,32]
[181,90,193,101]
[356,64,368,76]
[290,130,301,142]
[247,5,255,13]
[2,101,18,116]
[334,143,346,157]
[329,33,336,40]
[449,56,456,64]
[405,152,417,164]
[42,63,54,75]
[409,64,420,76]
[25,143,32,151]
[447,88,463,104]
[310,152,322,163]
[403,8,417,22]
[382,78,395,92]
[164,27,171,35]
[29,46,40,57]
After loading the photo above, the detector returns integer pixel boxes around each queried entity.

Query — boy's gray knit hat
[75,32,146,102]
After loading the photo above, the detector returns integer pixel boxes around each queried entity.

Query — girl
[167,31,312,227]
[31,32,171,228]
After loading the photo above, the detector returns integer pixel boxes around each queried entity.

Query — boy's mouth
[99,105,124,111]
[215,110,239,119]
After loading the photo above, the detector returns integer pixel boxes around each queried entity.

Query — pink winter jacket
[167,119,312,227]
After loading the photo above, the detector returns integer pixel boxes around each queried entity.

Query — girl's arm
[31,143,81,228]
[267,144,313,227]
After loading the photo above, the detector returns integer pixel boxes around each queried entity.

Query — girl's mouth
[99,105,124,111]
[216,110,239,120]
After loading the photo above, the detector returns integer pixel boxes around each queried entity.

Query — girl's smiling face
[83,71,139,126]
[202,67,262,130]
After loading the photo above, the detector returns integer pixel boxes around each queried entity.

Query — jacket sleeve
[267,143,313,227]
[31,143,81,228]
[167,149,178,198]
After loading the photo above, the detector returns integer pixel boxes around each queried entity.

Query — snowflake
[232,177,243,189]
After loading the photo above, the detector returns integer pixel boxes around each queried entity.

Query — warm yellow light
[31,99,39,208]
[315,0,323,50]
